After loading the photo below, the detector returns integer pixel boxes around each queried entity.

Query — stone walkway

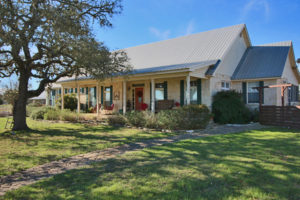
[0,123,265,196]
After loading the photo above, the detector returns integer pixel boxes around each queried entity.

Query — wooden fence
[260,106,300,129]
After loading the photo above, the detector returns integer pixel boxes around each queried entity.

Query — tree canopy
[0,0,129,130]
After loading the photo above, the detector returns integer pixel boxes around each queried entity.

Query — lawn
[2,128,300,200]
[0,117,177,177]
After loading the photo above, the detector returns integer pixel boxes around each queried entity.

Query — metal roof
[59,60,219,83]
[232,46,290,80]
[123,24,245,70]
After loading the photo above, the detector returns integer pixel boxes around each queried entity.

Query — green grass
[0,117,177,177]
[2,128,300,200]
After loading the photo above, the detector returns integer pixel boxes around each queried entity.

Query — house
[46,24,300,114]
[28,91,46,106]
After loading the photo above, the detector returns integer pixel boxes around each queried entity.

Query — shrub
[144,111,158,129]
[44,109,61,120]
[56,94,78,111]
[180,104,211,129]
[156,110,181,130]
[212,90,251,124]
[30,107,54,120]
[156,105,210,130]
[125,111,146,127]
[60,110,78,122]
[108,114,126,126]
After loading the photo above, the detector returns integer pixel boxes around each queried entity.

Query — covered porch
[58,71,209,115]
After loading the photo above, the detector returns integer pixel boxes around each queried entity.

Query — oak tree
[0,0,129,130]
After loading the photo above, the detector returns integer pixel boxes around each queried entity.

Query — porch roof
[58,60,219,83]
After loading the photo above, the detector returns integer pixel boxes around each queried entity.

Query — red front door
[135,88,144,110]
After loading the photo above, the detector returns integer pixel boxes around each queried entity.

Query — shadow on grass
[4,129,300,200]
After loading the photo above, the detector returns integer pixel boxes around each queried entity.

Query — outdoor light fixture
[297,58,300,64]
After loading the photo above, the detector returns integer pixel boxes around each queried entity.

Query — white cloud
[241,0,270,21]
[149,27,171,40]
[185,20,195,35]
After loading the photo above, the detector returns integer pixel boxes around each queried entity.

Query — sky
[1,0,300,89]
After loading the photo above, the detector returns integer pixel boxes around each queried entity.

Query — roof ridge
[118,24,245,51]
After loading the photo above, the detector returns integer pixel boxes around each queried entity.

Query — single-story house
[46,24,300,114]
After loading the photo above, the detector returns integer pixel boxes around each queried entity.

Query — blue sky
[2,0,300,89]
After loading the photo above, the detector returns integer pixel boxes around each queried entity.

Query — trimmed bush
[212,90,251,124]
[107,114,126,126]
[156,105,210,130]
[124,105,210,130]
[125,111,146,127]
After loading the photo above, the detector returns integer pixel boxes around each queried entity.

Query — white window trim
[221,81,230,91]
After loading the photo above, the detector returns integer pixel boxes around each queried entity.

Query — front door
[135,88,144,110]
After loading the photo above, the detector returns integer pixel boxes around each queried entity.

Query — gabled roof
[231,40,300,80]
[123,24,246,70]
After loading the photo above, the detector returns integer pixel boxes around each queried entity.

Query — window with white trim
[247,82,259,103]
[221,81,230,91]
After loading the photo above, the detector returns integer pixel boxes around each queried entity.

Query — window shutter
[101,86,104,104]
[65,88,68,94]
[163,81,168,100]
[94,87,96,98]
[59,89,61,95]
[180,80,184,106]
[110,85,113,105]
[296,86,299,102]
[75,88,77,93]
[71,88,73,93]
[86,87,89,111]
[242,82,247,104]
[259,81,264,104]
[197,79,202,104]
[150,83,152,110]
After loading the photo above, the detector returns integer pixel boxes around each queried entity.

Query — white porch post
[61,86,64,110]
[123,81,127,114]
[46,89,50,106]
[77,85,80,113]
[151,79,155,113]
[186,74,190,105]
[96,84,99,115]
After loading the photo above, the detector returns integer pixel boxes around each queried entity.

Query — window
[104,87,111,106]
[221,81,230,91]
[190,81,197,104]
[288,85,299,102]
[247,82,259,103]
[155,83,164,101]
[80,88,85,94]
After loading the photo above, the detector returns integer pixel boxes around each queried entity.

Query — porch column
[123,81,127,114]
[46,89,50,106]
[151,79,155,113]
[77,85,80,113]
[186,74,190,105]
[61,85,64,110]
[96,84,99,115]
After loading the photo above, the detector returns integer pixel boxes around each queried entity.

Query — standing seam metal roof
[231,46,290,80]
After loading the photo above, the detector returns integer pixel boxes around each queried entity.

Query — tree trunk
[12,73,29,131]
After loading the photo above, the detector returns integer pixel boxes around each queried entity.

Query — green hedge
[212,90,251,124]
[124,105,210,130]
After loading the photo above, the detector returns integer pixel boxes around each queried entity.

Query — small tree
[0,0,130,130]
[56,94,78,111]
